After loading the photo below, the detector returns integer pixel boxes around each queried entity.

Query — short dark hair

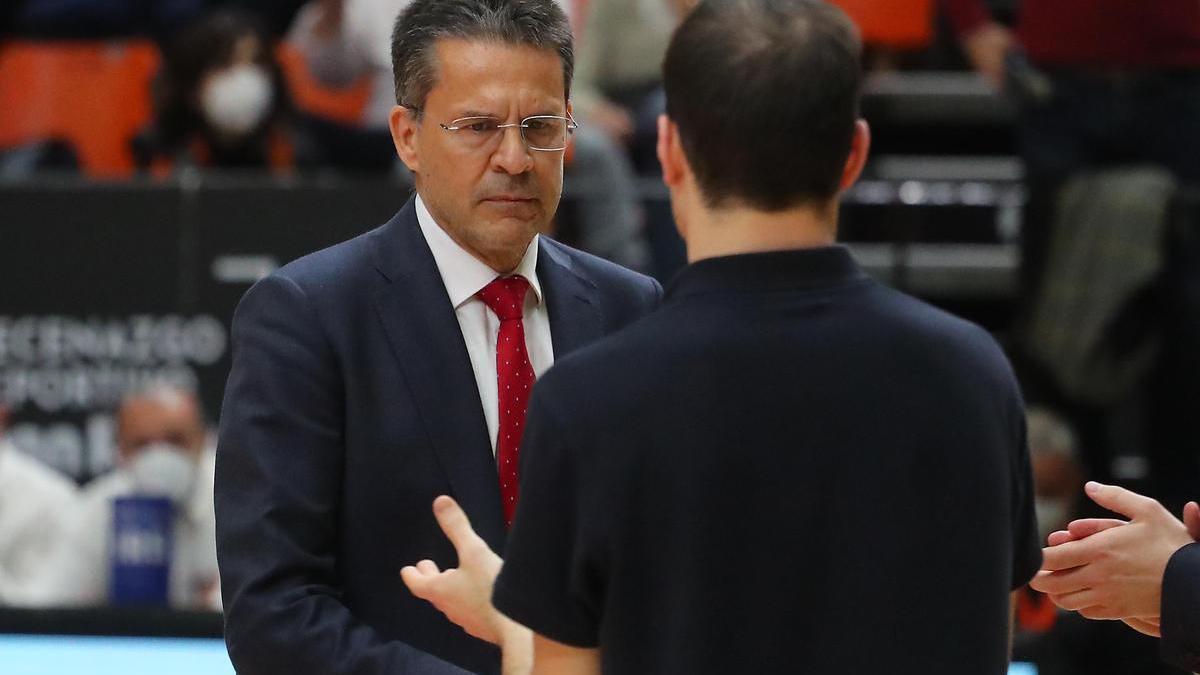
[663,0,862,211]
[391,0,574,113]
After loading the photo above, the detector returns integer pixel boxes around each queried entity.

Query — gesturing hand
[401,496,507,645]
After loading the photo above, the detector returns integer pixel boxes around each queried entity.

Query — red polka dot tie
[477,276,534,528]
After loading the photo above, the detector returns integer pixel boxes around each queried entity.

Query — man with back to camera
[214,1,661,673]
[400,1,1042,672]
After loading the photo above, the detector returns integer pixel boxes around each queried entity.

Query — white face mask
[130,443,198,506]
[1035,497,1070,544]
[200,64,275,137]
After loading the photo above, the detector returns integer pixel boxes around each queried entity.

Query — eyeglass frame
[403,106,580,152]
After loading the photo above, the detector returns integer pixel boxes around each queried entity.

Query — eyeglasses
[409,108,579,152]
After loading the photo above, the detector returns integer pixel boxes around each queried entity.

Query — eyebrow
[453,108,567,120]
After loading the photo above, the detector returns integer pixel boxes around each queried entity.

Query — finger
[1040,538,1103,571]
[1078,604,1123,620]
[432,496,482,554]
[1184,501,1200,541]
[1029,568,1090,596]
[1047,588,1100,612]
[1084,481,1159,520]
[416,559,441,575]
[1122,617,1162,638]
[401,566,432,598]
[1065,518,1126,540]
[1046,530,1074,547]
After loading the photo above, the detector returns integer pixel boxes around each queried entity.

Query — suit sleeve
[215,275,471,675]
[1160,542,1200,673]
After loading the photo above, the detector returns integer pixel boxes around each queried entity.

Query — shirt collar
[665,246,868,301]
[415,194,543,309]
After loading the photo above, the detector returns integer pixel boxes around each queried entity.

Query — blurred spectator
[1013,408,1180,675]
[221,0,311,36]
[39,387,220,611]
[941,0,1200,292]
[287,0,651,270]
[943,0,1200,515]
[132,10,314,174]
[1027,408,1084,544]
[5,0,205,41]
[0,404,78,607]
[572,0,680,168]
[0,140,80,178]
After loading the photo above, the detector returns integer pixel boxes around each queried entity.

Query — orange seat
[0,40,160,177]
[828,0,934,49]
[276,43,371,126]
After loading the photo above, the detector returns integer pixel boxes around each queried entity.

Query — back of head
[663,0,862,211]
[391,0,574,113]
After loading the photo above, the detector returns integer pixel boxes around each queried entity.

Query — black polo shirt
[494,247,1041,675]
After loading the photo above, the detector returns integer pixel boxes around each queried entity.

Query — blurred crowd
[0,1,1197,674]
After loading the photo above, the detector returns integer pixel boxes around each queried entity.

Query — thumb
[1184,501,1200,542]
[432,495,482,555]
[1084,481,1159,520]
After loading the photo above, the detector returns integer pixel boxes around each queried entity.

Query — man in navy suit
[213,1,660,673]
[403,2,1040,673]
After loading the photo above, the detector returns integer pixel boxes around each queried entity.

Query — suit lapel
[538,239,604,359]
[370,199,507,551]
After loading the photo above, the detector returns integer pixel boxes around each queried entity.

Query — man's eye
[524,120,548,131]
[465,121,497,133]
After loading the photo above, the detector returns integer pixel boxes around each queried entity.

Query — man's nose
[490,126,534,175]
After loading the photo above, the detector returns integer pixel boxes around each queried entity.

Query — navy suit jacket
[1162,542,1200,672]
[215,196,661,675]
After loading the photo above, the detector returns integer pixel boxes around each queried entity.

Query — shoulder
[0,445,76,505]
[232,221,390,326]
[533,307,665,406]
[272,223,385,297]
[541,237,662,309]
[872,284,1011,368]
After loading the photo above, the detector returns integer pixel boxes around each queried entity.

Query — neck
[685,201,838,263]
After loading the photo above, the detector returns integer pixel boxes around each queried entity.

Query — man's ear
[657,115,687,189]
[390,105,421,173]
[838,119,871,192]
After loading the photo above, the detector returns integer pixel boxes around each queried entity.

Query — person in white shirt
[0,405,78,607]
[288,0,650,271]
[40,387,220,610]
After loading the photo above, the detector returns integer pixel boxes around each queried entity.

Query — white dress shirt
[415,195,555,454]
[0,439,78,607]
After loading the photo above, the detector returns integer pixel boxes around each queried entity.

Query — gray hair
[391,0,574,114]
